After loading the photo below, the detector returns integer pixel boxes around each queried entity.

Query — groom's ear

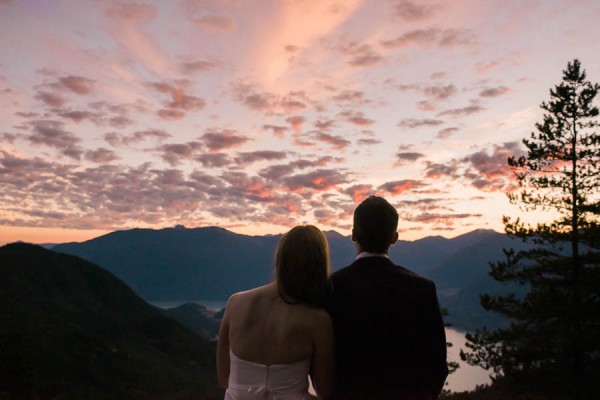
[351,228,357,242]
[390,231,399,245]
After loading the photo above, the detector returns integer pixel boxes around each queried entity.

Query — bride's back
[227,283,321,365]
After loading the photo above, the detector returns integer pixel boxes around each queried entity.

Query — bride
[217,225,335,400]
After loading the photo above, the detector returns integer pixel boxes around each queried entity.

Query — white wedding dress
[225,350,317,400]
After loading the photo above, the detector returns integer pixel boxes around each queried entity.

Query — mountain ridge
[50,226,511,330]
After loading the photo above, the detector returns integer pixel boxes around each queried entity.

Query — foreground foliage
[461,59,600,399]
[0,243,223,399]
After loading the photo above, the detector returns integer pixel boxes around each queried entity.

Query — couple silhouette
[217,196,448,400]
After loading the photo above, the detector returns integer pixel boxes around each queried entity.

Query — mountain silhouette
[0,243,222,399]
[53,226,515,330]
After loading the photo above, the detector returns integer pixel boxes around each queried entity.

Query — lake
[152,300,491,393]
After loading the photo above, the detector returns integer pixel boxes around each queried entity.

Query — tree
[461,59,600,400]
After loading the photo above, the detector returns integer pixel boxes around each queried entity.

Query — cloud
[423,84,457,100]
[339,110,375,127]
[233,150,287,166]
[55,76,96,95]
[157,141,204,166]
[378,179,425,195]
[149,81,206,119]
[35,91,65,107]
[343,184,373,203]
[394,1,437,21]
[106,2,157,22]
[232,82,311,115]
[26,120,82,160]
[460,141,524,191]
[475,60,500,75]
[286,115,305,134]
[313,132,351,150]
[179,60,217,74]
[357,138,381,145]
[398,118,444,128]
[195,15,235,33]
[195,153,231,168]
[381,28,476,49]
[424,161,459,179]
[56,109,100,123]
[436,127,458,139]
[333,40,384,67]
[220,171,277,202]
[479,86,511,98]
[396,151,425,165]
[332,90,368,104]
[258,164,297,180]
[314,119,336,131]
[85,148,119,163]
[283,169,349,192]
[409,212,483,225]
[437,101,484,117]
[422,142,525,192]
[263,124,288,138]
[103,129,171,147]
[200,129,251,152]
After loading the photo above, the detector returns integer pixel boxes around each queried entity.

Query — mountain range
[0,243,222,399]
[52,226,527,331]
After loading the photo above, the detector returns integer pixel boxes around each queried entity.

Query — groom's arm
[423,281,449,399]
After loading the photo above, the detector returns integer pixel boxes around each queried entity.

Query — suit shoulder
[394,263,430,281]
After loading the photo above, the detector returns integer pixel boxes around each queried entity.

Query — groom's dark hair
[353,196,398,253]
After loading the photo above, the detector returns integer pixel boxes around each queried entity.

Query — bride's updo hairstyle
[275,225,331,308]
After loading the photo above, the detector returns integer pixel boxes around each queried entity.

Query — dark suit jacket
[327,256,448,399]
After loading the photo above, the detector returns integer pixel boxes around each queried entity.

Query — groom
[327,196,448,399]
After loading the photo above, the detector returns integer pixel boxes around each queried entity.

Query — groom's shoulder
[331,258,434,288]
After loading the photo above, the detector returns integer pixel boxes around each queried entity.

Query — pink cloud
[398,118,444,128]
[200,129,251,152]
[195,153,231,168]
[57,76,96,95]
[475,60,500,75]
[378,179,425,195]
[179,60,217,74]
[284,169,349,193]
[106,2,157,22]
[195,15,235,33]
[313,132,351,150]
[381,28,476,49]
[263,124,288,138]
[394,1,437,21]
[286,115,305,134]
[233,151,287,166]
[340,111,375,127]
[157,141,204,166]
[85,148,119,163]
[35,91,65,107]
[343,184,373,203]
[436,127,458,139]
[479,86,512,98]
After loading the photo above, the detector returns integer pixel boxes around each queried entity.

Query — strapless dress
[224,350,317,400]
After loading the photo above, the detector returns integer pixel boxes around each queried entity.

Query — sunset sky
[1,0,600,245]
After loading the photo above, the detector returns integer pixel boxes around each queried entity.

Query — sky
[1,0,600,245]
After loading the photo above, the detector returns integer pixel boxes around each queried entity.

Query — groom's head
[352,196,399,254]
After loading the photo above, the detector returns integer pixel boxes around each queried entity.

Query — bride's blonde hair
[275,225,331,307]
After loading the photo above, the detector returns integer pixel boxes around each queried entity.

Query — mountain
[0,243,222,399]
[54,226,279,301]
[53,226,517,330]
[160,303,221,340]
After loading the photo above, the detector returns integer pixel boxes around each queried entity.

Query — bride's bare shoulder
[227,283,276,306]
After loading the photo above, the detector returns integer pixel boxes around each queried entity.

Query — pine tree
[461,59,600,399]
